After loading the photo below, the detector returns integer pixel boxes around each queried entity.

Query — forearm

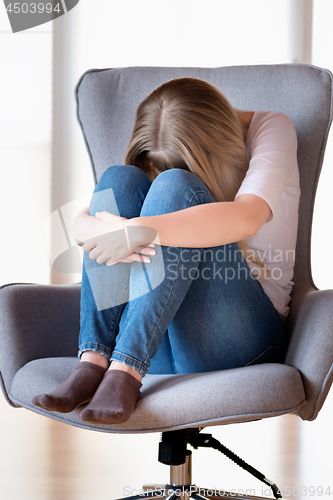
[73,208,123,244]
[127,198,266,248]
[72,196,270,265]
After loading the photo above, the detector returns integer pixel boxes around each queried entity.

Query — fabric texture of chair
[1,64,333,437]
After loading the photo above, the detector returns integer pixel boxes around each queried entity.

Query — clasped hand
[79,211,157,266]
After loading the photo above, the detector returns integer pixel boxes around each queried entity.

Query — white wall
[0,9,52,285]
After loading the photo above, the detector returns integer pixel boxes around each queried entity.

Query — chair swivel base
[118,429,281,500]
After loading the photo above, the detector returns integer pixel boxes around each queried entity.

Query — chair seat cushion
[10,357,306,434]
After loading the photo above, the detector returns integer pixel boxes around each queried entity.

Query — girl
[33,77,300,425]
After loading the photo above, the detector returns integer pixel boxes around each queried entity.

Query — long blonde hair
[125,77,248,203]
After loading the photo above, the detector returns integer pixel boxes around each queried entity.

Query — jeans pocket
[245,344,286,366]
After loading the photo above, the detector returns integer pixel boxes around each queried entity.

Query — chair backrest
[75,64,333,291]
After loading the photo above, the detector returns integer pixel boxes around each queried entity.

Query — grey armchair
[1,64,333,500]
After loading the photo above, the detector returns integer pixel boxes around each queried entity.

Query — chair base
[119,455,278,500]
[117,429,282,500]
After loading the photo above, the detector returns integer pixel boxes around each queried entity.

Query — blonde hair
[125,77,248,203]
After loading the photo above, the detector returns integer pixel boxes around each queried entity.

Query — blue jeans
[78,165,287,376]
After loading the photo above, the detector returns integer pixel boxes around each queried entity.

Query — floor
[0,387,332,500]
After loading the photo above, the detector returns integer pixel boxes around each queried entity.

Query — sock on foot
[80,369,142,424]
[32,361,107,413]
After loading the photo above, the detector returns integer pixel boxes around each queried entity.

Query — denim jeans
[78,165,287,376]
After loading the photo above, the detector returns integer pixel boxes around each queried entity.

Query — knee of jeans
[91,165,151,217]
[154,168,198,186]
[141,168,214,216]
[95,165,148,192]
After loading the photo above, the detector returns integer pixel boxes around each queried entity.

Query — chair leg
[193,489,275,500]
[165,494,181,500]
[143,484,165,494]
[116,488,166,499]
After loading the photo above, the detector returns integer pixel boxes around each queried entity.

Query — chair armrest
[0,283,80,406]
[286,285,333,420]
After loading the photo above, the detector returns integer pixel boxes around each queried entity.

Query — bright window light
[0,7,52,286]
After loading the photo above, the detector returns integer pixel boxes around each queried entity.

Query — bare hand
[82,211,157,266]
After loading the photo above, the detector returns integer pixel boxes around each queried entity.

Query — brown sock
[80,369,142,425]
[32,362,107,413]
